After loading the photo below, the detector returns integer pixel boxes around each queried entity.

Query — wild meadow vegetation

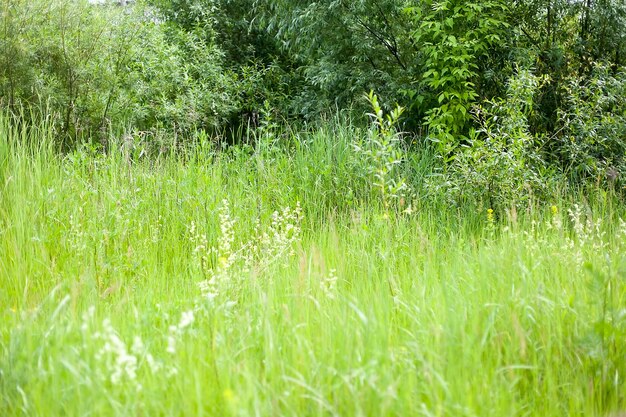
[2,0,626,416]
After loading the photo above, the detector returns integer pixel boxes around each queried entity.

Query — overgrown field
[1,116,625,417]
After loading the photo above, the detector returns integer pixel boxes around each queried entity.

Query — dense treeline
[1,0,625,206]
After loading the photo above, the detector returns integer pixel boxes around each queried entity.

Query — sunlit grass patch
[1,115,625,417]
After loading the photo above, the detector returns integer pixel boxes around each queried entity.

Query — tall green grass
[1,114,625,416]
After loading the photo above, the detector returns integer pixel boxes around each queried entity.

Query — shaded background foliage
[1,0,626,203]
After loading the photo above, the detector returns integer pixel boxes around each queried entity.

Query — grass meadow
[1,113,625,416]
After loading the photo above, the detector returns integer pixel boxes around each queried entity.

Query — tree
[253,0,416,119]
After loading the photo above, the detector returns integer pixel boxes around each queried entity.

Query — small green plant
[581,256,626,406]
[354,91,411,215]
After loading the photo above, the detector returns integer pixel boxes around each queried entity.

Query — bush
[431,67,559,210]
[0,0,238,148]
[125,22,239,138]
[1,0,129,144]
[554,63,626,187]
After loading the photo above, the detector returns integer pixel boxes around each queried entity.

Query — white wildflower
[166,310,195,355]
[95,318,139,385]
[166,367,179,378]
[322,269,339,299]
[131,336,144,355]
[166,326,178,355]
[178,310,194,329]
[145,353,161,374]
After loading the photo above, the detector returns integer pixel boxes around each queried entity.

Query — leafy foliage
[554,64,626,185]
[0,0,238,146]
[254,0,416,119]
[126,22,239,136]
[434,68,557,209]
[1,0,133,144]
[354,91,410,214]
[2,0,626,199]
[406,0,509,151]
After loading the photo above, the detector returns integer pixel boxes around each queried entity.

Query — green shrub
[405,0,509,150]
[125,22,239,138]
[1,0,130,145]
[353,92,411,214]
[0,0,238,147]
[554,63,626,187]
[432,67,559,210]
